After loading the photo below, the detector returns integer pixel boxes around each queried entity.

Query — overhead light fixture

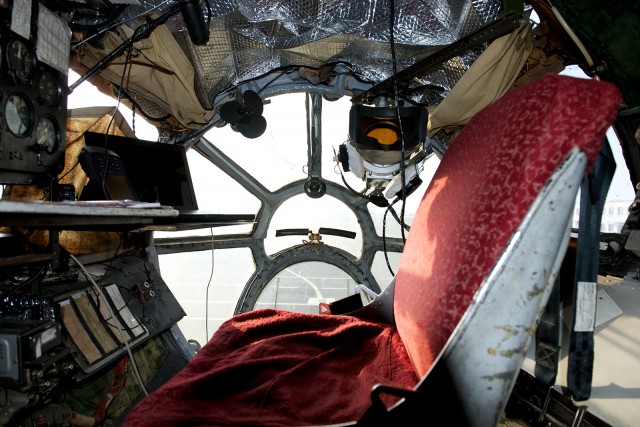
[340,104,428,200]
[348,105,427,164]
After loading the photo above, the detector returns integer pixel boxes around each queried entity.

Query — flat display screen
[83,132,199,210]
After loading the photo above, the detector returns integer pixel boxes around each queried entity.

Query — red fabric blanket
[123,309,418,426]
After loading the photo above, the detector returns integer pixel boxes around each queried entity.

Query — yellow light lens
[365,123,399,145]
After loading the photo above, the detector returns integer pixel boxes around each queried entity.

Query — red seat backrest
[394,73,620,378]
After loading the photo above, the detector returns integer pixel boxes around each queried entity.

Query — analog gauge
[38,71,62,107]
[35,116,60,154]
[7,38,36,85]
[5,93,34,136]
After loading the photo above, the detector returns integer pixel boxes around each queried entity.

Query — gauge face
[7,38,36,85]
[35,116,60,154]
[5,93,34,136]
[38,71,62,107]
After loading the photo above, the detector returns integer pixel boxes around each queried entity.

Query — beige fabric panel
[77,21,214,130]
[428,23,534,136]
[61,300,102,364]
[2,108,136,255]
[72,292,119,355]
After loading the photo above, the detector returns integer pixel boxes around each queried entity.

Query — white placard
[36,5,71,75]
[11,0,31,39]
[574,281,597,332]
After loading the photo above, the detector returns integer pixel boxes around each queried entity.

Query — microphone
[179,0,209,45]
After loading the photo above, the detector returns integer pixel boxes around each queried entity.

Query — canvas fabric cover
[77,21,214,130]
[428,22,534,135]
[122,74,620,426]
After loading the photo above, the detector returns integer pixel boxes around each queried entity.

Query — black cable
[99,43,134,196]
[402,95,442,108]
[389,0,408,244]
[388,201,410,232]
[66,4,126,31]
[211,65,296,103]
[104,44,134,137]
[382,197,405,276]
[81,246,140,334]
[204,227,215,341]
[102,234,125,278]
[5,265,47,297]
[101,285,137,331]
[116,86,172,122]
[256,68,295,95]
[382,201,394,276]
[213,61,375,107]
[333,148,408,275]
[173,118,220,146]
[333,146,411,234]
[58,159,80,181]
[71,0,174,49]
[339,170,370,202]
[331,146,376,203]
[68,2,181,93]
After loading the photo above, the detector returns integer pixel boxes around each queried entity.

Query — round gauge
[38,71,62,107]
[5,93,34,136]
[7,38,36,85]
[35,116,60,154]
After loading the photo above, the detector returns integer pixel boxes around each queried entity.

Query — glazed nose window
[255,261,358,314]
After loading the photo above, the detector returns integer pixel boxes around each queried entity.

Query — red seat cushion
[394,73,620,378]
[124,309,418,426]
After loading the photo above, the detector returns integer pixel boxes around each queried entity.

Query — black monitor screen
[83,132,198,210]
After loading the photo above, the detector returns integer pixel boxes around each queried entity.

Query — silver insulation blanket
[112,0,503,109]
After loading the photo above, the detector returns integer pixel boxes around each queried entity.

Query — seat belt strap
[567,139,615,401]
[534,276,561,388]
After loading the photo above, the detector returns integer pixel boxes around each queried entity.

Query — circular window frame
[235,242,375,314]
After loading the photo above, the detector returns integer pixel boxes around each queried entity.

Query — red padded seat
[123,73,620,427]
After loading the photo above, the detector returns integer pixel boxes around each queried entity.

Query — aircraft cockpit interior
[0,0,639,426]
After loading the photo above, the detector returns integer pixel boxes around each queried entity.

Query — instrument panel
[0,14,67,185]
